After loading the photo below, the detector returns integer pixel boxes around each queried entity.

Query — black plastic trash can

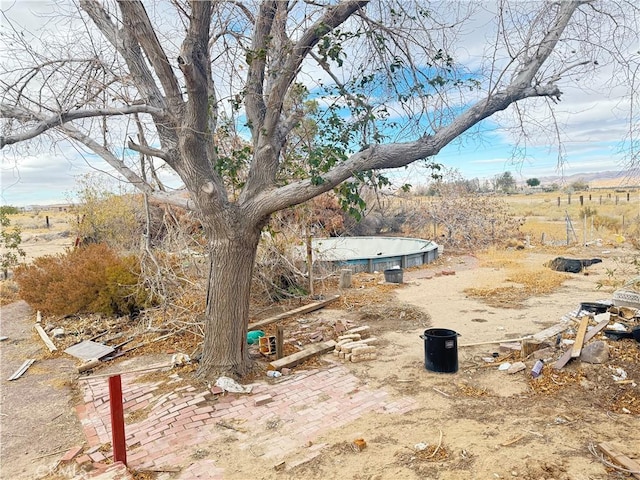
[420,328,459,373]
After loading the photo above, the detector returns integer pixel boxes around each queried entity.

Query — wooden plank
[8,359,36,381]
[34,324,57,352]
[460,336,531,348]
[570,316,590,358]
[597,442,640,479]
[248,295,340,331]
[531,319,573,342]
[554,313,610,370]
[269,340,337,371]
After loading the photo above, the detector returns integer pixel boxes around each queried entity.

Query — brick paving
[75,362,417,478]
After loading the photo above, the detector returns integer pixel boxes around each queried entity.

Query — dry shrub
[593,214,621,234]
[13,243,151,316]
[0,280,20,306]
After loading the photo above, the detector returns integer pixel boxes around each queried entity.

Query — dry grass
[464,249,570,308]
[8,210,72,234]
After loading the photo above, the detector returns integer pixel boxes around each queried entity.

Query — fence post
[108,375,127,465]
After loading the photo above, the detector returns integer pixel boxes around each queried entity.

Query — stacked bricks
[333,326,378,362]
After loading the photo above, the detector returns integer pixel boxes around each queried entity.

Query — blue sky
[1,1,637,207]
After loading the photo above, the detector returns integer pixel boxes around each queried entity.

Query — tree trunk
[196,221,262,379]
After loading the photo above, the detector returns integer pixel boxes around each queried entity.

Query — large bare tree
[1,0,638,377]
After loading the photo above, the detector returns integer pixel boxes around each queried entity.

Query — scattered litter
[266,370,282,378]
[531,360,544,378]
[482,357,496,363]
[0,336,8,342]
[610,367,627,382]
[171,353,191,367]
[351,438,367,452]
[609,322,629,332]
[498,363,511,371]
[51,328,65,338]
[214,376,253,394]
[64,340,114,362]
[247,330,265,344]
[414,442,429,451]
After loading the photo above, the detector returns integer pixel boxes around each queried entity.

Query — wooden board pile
[333,326,378,363]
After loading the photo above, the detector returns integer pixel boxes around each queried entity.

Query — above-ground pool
[310,236,440,273]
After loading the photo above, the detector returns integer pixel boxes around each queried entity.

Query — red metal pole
[108,375,127,465]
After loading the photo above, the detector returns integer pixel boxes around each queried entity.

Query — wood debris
[34,324,57,352]
[248,295,340,331]
[554,313,610,370]
[570,316,590,358]
[269,340,337,371]
[597,442,640,479]
[8,359,36,381]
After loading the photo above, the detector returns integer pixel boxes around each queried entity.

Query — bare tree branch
[0,103,164,147]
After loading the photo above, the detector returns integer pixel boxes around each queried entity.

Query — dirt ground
[1,241,639,479]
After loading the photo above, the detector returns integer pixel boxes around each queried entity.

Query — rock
[580,341,609,364]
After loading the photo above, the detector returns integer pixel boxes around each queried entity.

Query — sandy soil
[272,252,639,480]
[1,237,639,480]
[0,301,85,480]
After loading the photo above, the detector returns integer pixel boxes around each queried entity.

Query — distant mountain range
[532,170,640,188]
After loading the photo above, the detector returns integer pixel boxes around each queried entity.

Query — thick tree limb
[60,123,155,194]
[80,0,170,114]
[511,1,583,88]
[241,0,369,202]
[246,82,561,222]
[127,139,170,162]
[175,1,227,208]
[0,104,164,148]
[244,1,276,136]
[117,1,183,109]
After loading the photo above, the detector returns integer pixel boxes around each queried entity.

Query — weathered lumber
[8,359,36,380]
[248,295,340,331]
[554,313,610,370]
[571,316,590,358]
[77,358,102,373]
[597,442,640,479]
[34,324,57,352]
[269,340,337,371]
[531,319,573,342]
[459,336,531,348]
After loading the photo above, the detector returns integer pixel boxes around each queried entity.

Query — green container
[247,330,265,345]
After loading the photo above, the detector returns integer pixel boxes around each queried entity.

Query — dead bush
[13,244,152,316]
